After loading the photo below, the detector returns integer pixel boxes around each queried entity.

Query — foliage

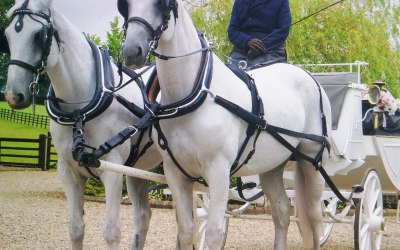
[288,0,400,96]
[188,0,400,96]
[0,0,13,27]
[0,1,13,98]
[190,0,234,59]
[104,17,124,61]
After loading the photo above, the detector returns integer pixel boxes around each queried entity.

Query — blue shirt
[228,0,292,52]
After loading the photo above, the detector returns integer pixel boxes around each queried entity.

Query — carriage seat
[312,72,357,130]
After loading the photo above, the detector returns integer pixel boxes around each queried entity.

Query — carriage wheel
[354,169,384,250]
[194,192,229,250]
[319,197,337,246]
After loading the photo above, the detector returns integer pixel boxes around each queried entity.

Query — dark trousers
[229,43,287,69]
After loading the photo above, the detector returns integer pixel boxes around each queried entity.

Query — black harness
[5,1,155,178]
[81,0,349,204]
[46,40,155,174]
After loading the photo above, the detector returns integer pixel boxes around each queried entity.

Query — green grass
[0,101,49,116]
[0,102,49,138]
[0,102,53,166]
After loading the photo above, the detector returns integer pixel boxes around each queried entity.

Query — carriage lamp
[367,80,386,105]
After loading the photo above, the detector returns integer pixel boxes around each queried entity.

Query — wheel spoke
[363,195,371,215]
[367,183,379,212]
[360,212,368,224]
[373,206,382,216]
[370,232,377,250]
[360,222,369,236]
[374,232,383,250]
[360,229,369,249]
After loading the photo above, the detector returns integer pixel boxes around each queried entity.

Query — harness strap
[153,122,208,186]
[71,110,99,179]
[236,177,264,202]
[262,125,347,203]
[7,59,39,73]
[235,130,266,202]
[132,126,155,165]
[124,125,155,166]
[78,104,159,168]
[151,46,211,60]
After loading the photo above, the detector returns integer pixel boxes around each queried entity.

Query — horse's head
[118,0,178,69]
[4,0,61,109]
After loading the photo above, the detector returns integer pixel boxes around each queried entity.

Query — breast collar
[143,33,213,119]
[46,39,115,125]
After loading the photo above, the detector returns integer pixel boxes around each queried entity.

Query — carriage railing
[298,61,369,85]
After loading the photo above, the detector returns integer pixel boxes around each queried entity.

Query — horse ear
[117,0,128,20]
[0,27,10,54]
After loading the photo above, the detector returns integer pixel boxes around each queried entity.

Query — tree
[288,0,400,96]
[188,0,400,96]
[0,0,13,99]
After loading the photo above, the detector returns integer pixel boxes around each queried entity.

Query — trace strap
[78,103,160,168]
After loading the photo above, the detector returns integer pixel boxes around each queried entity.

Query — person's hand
[246,38,265,55]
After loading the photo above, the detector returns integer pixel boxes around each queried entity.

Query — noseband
[123,16,168,52]
[7,1,62,75]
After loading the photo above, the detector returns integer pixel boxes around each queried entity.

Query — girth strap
[153,122,208,186]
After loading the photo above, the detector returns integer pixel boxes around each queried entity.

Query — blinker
[0,27,10,54]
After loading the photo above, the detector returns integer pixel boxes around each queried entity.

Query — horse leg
[163,159,195,250]
[295,160,324,250]
[203,160,230,249]
[259,163,291,250]
[57,160,86,250]
[125,176,151,250]
[101,171,123,250]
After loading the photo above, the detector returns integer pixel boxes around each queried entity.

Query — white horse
[119,0,333,249]
[3,0,162,249]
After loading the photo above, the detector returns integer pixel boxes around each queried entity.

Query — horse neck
[46,10,96,112]
[156,5,203,104]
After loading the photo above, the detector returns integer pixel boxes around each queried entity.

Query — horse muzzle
[4,89,32,109]
[121,45,147,69]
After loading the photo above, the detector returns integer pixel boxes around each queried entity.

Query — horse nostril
[15,93,24,103]
[137,47,142,57]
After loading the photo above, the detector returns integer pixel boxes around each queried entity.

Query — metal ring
[28,81,40,94]
[238,60,247,69]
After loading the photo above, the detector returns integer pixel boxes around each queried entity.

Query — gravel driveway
[0,168,399,249]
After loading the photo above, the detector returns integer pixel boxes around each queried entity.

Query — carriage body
[308,61,399,196]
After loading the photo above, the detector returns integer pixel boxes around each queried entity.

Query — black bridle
[7,0,62,75]
[119,0,178,60]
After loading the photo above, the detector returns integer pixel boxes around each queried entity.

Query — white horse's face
[4,0,58,109]
[119,0,169,69]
